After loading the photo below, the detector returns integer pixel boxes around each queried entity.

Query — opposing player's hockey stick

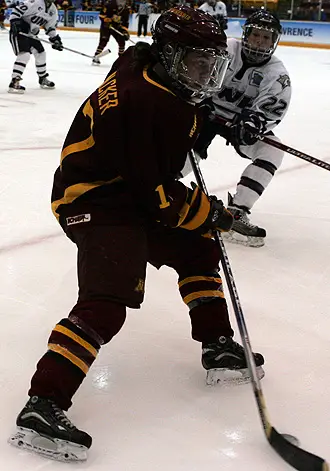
[214,115,330,172]
[109,25,136,45]
[19,32,110,59]
[188,148,329,471]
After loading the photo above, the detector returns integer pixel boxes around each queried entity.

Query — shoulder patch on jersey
[249,70,263,87]
[277,74,291,90]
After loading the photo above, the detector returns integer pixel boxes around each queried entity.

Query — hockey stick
[95,48,112,59]
[214,115,330,172]
[188,148,329,471]
[19,32,110,59]
[109,25,136,45]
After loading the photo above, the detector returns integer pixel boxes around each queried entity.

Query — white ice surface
[0,30,329,470]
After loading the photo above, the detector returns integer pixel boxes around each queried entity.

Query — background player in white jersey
[193,10,291,247]
[198,0,228,30]
[8,0,63,93]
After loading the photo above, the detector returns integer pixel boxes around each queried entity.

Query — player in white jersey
[8,0,63,93]
[193,10,291,247]
[198,0,227,29]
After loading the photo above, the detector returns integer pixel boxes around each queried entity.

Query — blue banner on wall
[4,9,330,47]
[57,10,101,28]
[227,18,330,45]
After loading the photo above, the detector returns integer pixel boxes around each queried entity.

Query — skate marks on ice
[0,95,37,106]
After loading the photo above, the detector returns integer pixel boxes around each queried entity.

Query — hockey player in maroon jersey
[0,0,6,30]
[92,0,130,65]
[9,6,264,462]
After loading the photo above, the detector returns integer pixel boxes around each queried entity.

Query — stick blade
[269,427,328,471]
[96,49,111,59]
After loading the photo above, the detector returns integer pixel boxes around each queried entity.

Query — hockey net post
[214,115,330,172]
[188,149,329,471]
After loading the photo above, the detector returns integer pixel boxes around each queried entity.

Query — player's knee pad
[186,236,222,275]
[68,299,127,345]
[253,136,284,170]
[33,49,46,65]
[16,51,30,66]
[178,270,225,310]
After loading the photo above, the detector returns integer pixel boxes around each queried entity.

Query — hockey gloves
[204,194,233,233]
[118,26,130,40]
[180,183,233,233]
[112,14,122,23]
[231,109,266,147]
[49,35,64,51]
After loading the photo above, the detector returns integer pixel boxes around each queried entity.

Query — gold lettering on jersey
[189,113,197,138]
[170,7,191,20]
[83,99,94,131]
[98,71,118,115]
[155,184,170,209]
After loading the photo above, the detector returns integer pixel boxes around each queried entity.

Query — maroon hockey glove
[118,26,130,40]
[203,194,233,233]
[180,183,233,233]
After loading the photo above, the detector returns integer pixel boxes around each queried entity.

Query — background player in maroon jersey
[0,0,6,30]
[92,0,130,65]
[9,6,264,463]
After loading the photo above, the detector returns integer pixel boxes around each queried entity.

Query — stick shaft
[19,32,95,58]
[188,149,328,470]
[214,115,330,171]
[109,25,136,45]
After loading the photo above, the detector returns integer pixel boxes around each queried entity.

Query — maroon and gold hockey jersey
[51,47,204,230]
[0,0,7,22]
[99,0,129,28]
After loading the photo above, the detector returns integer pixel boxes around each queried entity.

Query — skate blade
[222,230,265,248]
[206,365,265,386]
[8,427,88,462]
[39,85,55,90]
[8,88,24,94]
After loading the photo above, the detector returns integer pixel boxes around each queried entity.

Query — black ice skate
[92,56,101,66]
[223,193,266,247]
[8,396,92,462]
[8,77,25,94]
[39,74,55,89]
[202,336,265,385]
